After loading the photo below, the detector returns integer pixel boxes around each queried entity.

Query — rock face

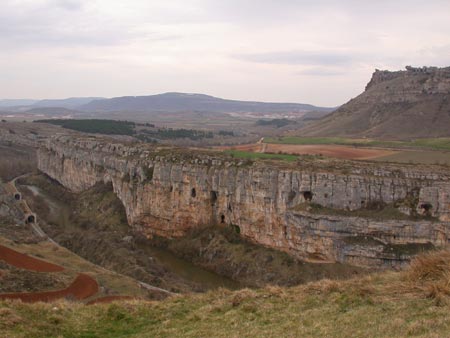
[37,136,450,267]
[300,66,450,139]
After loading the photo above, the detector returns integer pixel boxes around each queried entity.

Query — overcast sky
[1,0,449,106]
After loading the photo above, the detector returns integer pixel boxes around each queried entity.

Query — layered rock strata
[38,136,450,267]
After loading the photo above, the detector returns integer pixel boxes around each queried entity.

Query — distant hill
[0,99,38,107]
[23,107,82,116]
[31,97,104,109]
[300,66,450,139]
[79,92,333,114]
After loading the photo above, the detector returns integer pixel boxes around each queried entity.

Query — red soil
[0,244,100,303]
[0,244,64,272]
[86,295,135,305]
[0,273,99,303]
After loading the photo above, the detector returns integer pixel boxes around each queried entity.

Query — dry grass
[403,249,450,303]
[2,249,450,337]
[0,143,36,182]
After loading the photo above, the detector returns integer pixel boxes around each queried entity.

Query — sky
[1,0,450,106]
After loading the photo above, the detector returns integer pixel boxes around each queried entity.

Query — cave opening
[27,215,35,224]
[14,193,21,200]
[220,214,225,223]
[210,191,218,205]
[420,203,433,216]
[191,188,196,198]
[421,203,432,211]
[303,191,313,201]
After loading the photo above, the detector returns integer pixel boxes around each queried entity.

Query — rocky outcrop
[300,66,450,138]
[37,136,450,267]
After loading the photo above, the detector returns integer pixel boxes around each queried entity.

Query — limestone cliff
[38,136,450,267]
[300,66,450,139]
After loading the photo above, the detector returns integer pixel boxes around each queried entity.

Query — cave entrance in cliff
[14,193,21,201]
[303,191,313,201]
[191,188,196,198]
[221,214,225,223]
[26,214,35,224]
[210,191,218,205]
[420,203,433,216]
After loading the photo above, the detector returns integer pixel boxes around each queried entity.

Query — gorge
[37,135,450,268]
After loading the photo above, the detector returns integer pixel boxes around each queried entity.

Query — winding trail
[0,244,64,272]
[0,242,99,302]
[0,273,99,303]
[5,173,176,301]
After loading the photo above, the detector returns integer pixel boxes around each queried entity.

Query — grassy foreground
[2,250,450,337]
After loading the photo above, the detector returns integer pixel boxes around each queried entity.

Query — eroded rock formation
[300,66,450,138]
[38,135,450,267]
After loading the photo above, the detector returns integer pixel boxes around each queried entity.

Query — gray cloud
[233,50,355,66]
[1,0,450,106]
[296,67,346,76]
[0,1,134,48]
[49,0,84,11]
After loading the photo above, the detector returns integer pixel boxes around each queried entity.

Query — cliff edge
[300,66,450,139]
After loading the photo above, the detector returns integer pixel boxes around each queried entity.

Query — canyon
[37,135,450,267]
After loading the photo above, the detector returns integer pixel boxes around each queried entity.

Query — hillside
[0,99,38,107]
[79,92,333,114]
[2,249,450,337]
[30,97,104,109]
[299,66,450,139]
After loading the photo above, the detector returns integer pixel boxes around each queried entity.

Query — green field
[265,136,450,151]
[225,150,298,162]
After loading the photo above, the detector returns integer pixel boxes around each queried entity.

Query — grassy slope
[0,237,149,301]
[2,249,450,337]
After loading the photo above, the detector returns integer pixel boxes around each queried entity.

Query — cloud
[296,67,346,76]
[233,50,355,66]
[49,0,84,11]
[0,0,450,106]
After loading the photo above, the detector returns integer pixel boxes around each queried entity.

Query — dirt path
[0,241,99,302]
[0,273,98,303]
[0,244,64,272]
[5,173,176,297]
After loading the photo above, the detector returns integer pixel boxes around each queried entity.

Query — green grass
[265,136,450,151]
[3,248,450,337]
[225,150,298,162]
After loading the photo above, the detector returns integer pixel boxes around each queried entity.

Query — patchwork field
[219,137,450,164]
[220,143,397,160]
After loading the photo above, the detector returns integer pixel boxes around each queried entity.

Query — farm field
[219,142,398,160]
[265,136,450,151]
[220,137,450,164]
[373,150,450,165]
